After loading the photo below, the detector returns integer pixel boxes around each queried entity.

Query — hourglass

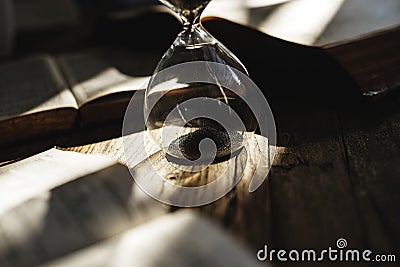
[144,0,257,164]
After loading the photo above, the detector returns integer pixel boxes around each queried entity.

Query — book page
[204,0,400,46]
[40,211,265,267]
[58,48,158,107]
[0,149,114,215]
[0,149,165,267]
[0,56,78,122]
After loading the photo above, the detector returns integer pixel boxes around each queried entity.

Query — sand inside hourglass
[146,83,257,163]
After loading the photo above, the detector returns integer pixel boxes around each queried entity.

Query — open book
[1,1,399,145]
[0,49,156,145]
[0,149,262,267]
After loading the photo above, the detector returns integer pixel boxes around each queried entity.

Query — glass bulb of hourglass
[145,0,257,163]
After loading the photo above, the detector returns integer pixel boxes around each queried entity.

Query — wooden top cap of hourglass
[160,0,212,12]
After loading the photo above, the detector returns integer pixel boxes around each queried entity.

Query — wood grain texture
[267,107,366,267]
[131,134,272,250]
[339,94,400,263]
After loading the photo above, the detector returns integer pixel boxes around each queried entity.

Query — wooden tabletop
[1,90,399,266]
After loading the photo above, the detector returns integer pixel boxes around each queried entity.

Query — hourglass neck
[174,9,215,48]
[180,9,201,29]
